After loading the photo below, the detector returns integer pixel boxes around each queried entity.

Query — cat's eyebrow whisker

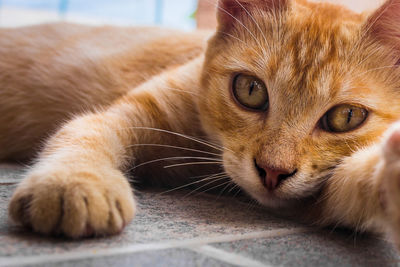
[351,2,400,64]
[350,45,383,72]
[353,65,397,79]
[233,0,269,46]
[340,86,372,92]
[218,31,246,44]
[159,173,229,195]
[127,126,232,153]
[217,31,265,60]
[163,161,224,169]
[349,2,394,59]
[204,0,262,48]
[130,156,222,171]
[360,2,394,46]
[128,143,221,157]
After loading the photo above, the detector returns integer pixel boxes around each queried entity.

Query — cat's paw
[8,165,136,238]
[379,123,400,247]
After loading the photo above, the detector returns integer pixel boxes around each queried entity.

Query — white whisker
[351,45,383,71]
[233,0,268,45]
[128,143,221,157]
[186,171,227,180]
[353,65,396,79]
[194,180,233,197]
[160,173,228,195]
[217,31,265,60]
[232,186,243,198]
[204,0,262,47]
[183,176,231,198]
[128,127,232,153]
[218,31,247,45]
[227,183,239,194]
[163,161,223,169]
[216,181,236,200]
[131,156,222,171]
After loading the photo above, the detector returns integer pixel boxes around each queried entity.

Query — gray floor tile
[0,164,25,183]
[212,230,400,267]
[28,249,235,267]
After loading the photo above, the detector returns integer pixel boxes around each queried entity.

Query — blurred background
[0,0,199,30]
[0,0,384,30]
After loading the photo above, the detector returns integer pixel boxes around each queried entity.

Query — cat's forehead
[212,0,393,117]
[272,23,350,100]
[236,2,366,103]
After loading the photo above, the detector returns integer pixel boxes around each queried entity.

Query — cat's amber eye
[320,104,368,133]
[232,74,269,111]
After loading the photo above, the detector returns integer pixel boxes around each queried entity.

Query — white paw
[380,122,400,248]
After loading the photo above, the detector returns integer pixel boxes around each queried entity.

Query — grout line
[189,245,271,267]
[0,180,19,184]
[0,227,310,266]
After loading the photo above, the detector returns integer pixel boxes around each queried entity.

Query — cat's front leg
[317,122,400,247]
[8,61,202,238]
[8,111,138,238]
[375,122,400,249]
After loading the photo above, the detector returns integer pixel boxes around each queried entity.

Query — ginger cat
[3,0,400,249]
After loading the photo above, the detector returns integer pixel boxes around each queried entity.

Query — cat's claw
[8,166,136,238]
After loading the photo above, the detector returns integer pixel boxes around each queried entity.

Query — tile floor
[0,164,399,267]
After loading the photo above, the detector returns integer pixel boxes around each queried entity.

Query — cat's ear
[364,0,400,64]
[217,0,289,29]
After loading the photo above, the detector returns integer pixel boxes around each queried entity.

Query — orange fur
[3,0,400,249]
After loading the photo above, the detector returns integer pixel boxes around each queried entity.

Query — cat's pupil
[249,81,255,96]
[347,109,353,124]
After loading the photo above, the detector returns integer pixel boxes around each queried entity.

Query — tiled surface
[214,231,399,267]
[0,164,399,266]
[34,249,236,267]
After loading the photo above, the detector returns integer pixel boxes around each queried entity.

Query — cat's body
[0,24,210,160]
[3,0,400,250]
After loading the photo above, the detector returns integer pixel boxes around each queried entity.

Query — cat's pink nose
[254,159,297,191]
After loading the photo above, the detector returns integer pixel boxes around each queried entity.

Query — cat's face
[198,0,400,207]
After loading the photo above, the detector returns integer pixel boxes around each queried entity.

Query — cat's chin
[251,191,297,209]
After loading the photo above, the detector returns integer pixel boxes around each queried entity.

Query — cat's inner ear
[217,0,289,30]
[364,0,400,65]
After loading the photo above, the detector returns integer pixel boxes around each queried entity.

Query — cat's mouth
[223,153,332,207]
[255,167,332,207]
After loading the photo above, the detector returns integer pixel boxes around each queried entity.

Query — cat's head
[198,0,400,207]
